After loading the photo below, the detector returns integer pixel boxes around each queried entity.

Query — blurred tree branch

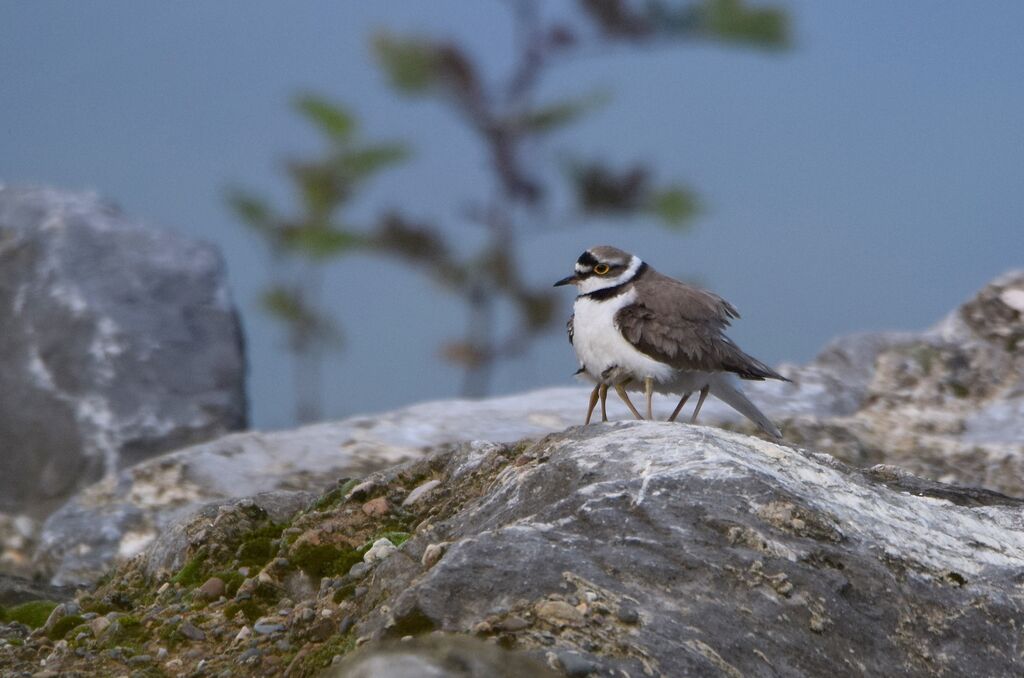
[233,0,789,419]
[229,95,408,422]
[366,0,789,396]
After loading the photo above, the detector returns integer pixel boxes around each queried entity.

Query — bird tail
[709,375,782,439]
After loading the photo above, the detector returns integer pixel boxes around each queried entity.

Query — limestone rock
[0,185,246,518]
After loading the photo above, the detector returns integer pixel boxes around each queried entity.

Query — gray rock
[0,186,246,519]
[341,424,1024,677]
[178,621,205,641]
[328,635,558,678]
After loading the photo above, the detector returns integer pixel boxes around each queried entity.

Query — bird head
[554,245,643,294]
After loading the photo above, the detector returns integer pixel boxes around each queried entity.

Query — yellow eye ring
[594,264,610,275]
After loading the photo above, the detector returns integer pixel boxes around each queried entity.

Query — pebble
[253,620,286,635]
[197,576,225,600]
[363,538,397,564]
[349,562,370,578]
[402,479,441,506]
[346,480,376,500]
[237,647,262,665]
[179,621,206,641]
[496,616,530,632]
[361,496,390,517]
[616,606,640,624]
[235,626,252,643]
[127,654,152,665]
[421,543,447,568]
[157,582,171,594]
[535,600,584,626]
[89,617,111,638]
[338,615,354,634]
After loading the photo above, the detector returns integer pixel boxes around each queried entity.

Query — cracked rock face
[348,424,1024,677]
[6,425,1024,676]
[0,186,246,517]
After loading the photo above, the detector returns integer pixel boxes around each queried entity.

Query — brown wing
[616,270,787,381]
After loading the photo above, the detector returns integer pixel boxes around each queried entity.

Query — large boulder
[5,424,1024,676]
[0,186,247,518]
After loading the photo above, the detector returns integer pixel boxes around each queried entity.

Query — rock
[196,577,225,601]
[420,543,446,569]
[252,619,285,636]
[327,635,558,678]
[178,621,205,641]
[361,497,390,518]
[402,480,440,507]
[363,539,397,564]
[88,616,110,638]
[337,424,1024,677]
[0,186,246,521]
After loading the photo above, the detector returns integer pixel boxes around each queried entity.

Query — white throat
[576,255,643,296]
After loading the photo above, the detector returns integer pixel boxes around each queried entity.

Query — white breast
[572,289,677,385]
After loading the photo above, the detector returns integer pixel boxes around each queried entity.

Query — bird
[555,245,789,438]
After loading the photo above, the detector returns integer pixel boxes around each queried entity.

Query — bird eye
[594,264,610,275]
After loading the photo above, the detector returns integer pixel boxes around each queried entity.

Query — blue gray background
[3,1,1022,429]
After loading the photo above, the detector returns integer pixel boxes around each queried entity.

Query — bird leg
[584,383,601,425]
[668,392,691,422]
[599,384,609,422]
[690,385,710,423]
[615,382,645,420]
[644,377,654,421]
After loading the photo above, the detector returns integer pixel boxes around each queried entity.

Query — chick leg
[584,383,601,425]
[644,377,654,421]
[690,385,710,423]
[599,384,609,422]
[615,382,645,420]
[668,392,691,422]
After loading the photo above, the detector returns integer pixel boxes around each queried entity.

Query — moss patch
[171,550,209,587]
[223,599,266,625]
[48,614,85,640]
[291,542,369,579]
[2,600,58,628]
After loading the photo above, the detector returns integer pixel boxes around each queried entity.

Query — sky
[2,1,1022,430]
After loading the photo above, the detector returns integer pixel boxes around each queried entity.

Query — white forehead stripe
[575,263,588,273]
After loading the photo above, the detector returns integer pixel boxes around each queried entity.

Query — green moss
[224,599,265,624]
[171,551,208,587]
[291,542,369,579]
[48,614,85,640]
[103,615,145,647]
[332,583,357,604]
[301,632,357,671]
[2,600,58,628]
[236,536,276,568]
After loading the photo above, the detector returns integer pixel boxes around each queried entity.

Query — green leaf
[372,33,442,93]
[514,91,611,134]
[338,143,410,179]
[648,186,700,227]
[227,190,273,232]
[282,225,363,259]
[698,0,789,48]
[295,94,356,142]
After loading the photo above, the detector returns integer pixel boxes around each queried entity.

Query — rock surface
[0,186,247,518]
[30,270,1024,586]
[5,424,1024,676]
